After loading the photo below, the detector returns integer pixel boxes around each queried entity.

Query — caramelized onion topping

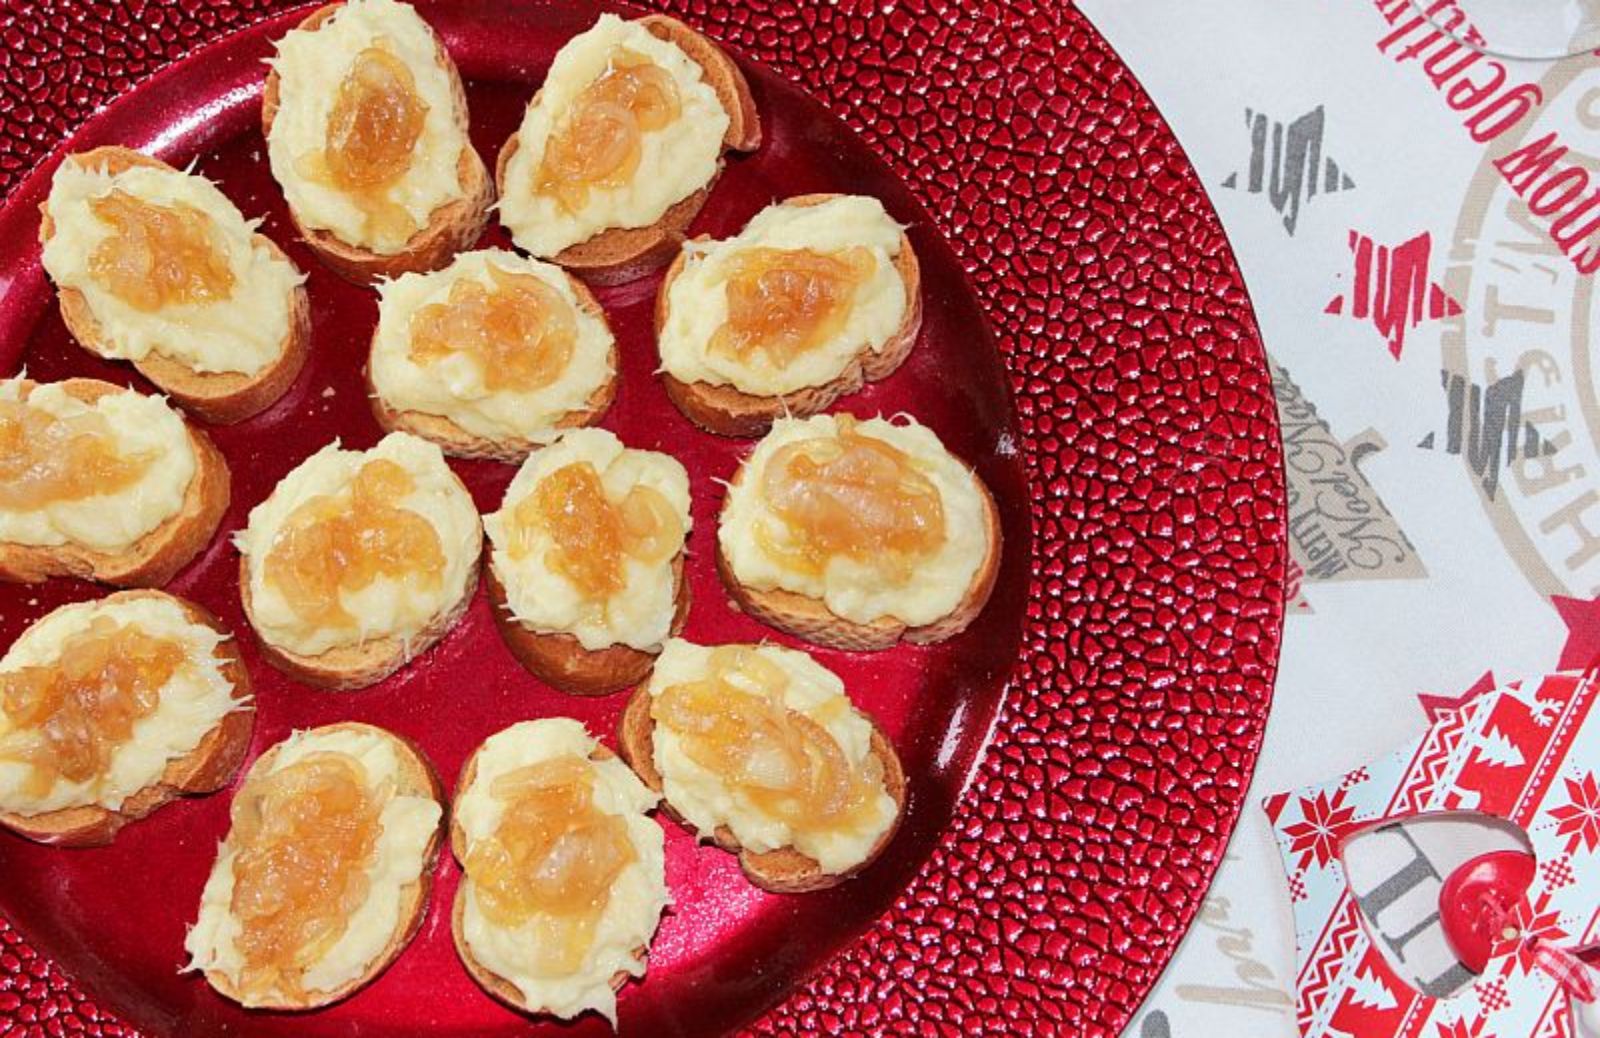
[264,459,446,629]
[466,755,637,974]
[757,416,945,583]
[228,751,389,1000]
[409,266,577,392]
[0,398,155,511]
[710,247,875,367]
[535,49,681,214]
[508,461,680,618]
[297,44,431,243]
[0,618,185,798]
[87,189,235,311]
[656,645,882,832]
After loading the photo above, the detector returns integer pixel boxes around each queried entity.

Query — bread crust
[656,193,924,438]
[616,680,906,893]
[367,272,618,462]
[494,14,761,286]
[38,146,311,425]
[0,590,255,848]
[716,460,1003,651]
[485,553,689,697]
[200,721,445,1010]
[239,547,481,692]
[449,739,639,1014]
[0,378,231,588]
[261,3,495,286]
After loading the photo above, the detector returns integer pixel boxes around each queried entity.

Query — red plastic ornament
[1439,849,1538,973]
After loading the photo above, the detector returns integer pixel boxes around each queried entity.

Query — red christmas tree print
[1281,788,1359,870]
[1550,772,1600,855]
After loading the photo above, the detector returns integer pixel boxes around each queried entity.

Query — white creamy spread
[455,718,667,1024]
[183,725,442,1003]
[236,432,481,657]
[41,160,303,376]
[484,428,691,652]
[719,414,988,627]
[659,196,908,395]
[0,378,196,552]
[266,0,470,254]
[498,14,729,257]
[646,639,896,873]
[0,594,245,815]
[370,250,615,443]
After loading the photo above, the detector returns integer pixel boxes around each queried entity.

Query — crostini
[451,718,667,1024]
[236,431,482,690]
[658,194,922,437]
[38,147,310,424]
[263,0,493,283]
[482,428,691,696]
[184,722,444,1009]
[496,13,760,284]
[0,377,230,587]
[619,639,904,892]
[0,590,253,847]
[368,249,617,461]
[717,413,1001,650]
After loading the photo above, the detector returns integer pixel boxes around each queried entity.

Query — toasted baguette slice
[262,3,494,285]
[0,378,231,588]
[239,550,480,691]
[658,193,924,438]
[717,461,1003,652]
[238,433,483,690]
[39,147,311,425]
[367,273,618,463]
[617,682,906,893]
[449,732,644,1014]
[0,590,255,848]
[197,722,444,1009]
[495,14,761,286]
[485,554,689,697]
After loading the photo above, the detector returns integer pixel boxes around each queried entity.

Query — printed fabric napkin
[1072,1,1600,1035]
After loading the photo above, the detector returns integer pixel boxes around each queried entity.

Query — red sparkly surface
[0,2,1286,1037]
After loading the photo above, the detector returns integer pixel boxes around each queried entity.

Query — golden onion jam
[227,751,388,1000]
[655,646,882,832]
[709,247,874,367]
[757,417,945,583]
[535,49,681,214]
[0,618,185,798]
[507,462,680,619]
[466,755,636,974]
[264,459,445,629]
[408,266,577,393]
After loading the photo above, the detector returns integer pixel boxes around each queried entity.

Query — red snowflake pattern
[1511,892,1571,974]
[1550,772,1600,854]
[1281,789,1360,871]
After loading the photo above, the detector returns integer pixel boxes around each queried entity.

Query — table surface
[1074,1,1600,1035]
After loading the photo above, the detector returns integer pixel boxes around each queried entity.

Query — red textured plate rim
[0,2,1287,1036]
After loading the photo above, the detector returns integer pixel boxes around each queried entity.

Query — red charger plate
[0,2,1287,1035]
